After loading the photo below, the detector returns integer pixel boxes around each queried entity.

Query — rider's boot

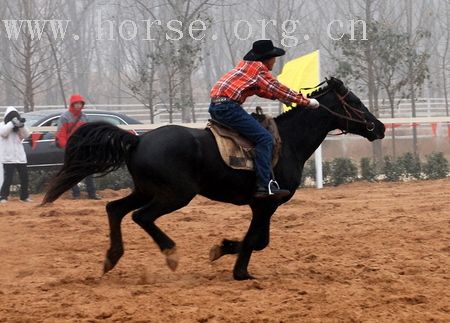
[253,180,290,199]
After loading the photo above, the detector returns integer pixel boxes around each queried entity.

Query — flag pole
[314,50,324,189]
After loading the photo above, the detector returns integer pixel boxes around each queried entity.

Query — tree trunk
[372,84,383,160]
[442,5,449,117]
[179,55,194,123]
[364,0,383,161]
[388,92,396,158]
[148,66,155,123]
[24,36,33,112]
[406,0,418,156]
[1,31,16,106]
[49,40,67,109]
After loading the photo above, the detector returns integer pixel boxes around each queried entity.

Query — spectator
[0,107,32,204]
[55,94,101,200]
[0,162,3,192]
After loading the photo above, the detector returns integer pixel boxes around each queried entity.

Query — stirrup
[268,179,280,195]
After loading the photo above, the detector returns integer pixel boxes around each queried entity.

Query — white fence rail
[2,97,449,124]
[28,117,450,191]
[30,117,450,133]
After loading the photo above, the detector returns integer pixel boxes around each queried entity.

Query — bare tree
[436,0,450,116]
[0,0,63,112]
[165,0,218,122]
[64,0,98,97]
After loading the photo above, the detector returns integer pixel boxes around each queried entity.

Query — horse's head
[317,77,385,142]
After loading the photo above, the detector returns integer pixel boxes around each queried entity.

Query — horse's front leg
[209,239,242,261]
[233,202,277,280]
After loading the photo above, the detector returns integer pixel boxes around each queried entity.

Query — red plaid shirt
[210,60,310,106]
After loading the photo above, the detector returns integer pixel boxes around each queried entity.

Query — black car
[23,110,142,170]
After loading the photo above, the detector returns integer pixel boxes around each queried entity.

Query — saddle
[206,107,282,171]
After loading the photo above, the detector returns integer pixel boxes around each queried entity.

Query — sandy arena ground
[0,179,449,322]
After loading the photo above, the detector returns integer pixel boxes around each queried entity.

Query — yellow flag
[277,50,320,111]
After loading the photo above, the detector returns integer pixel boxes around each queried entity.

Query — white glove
[307,98,320,109]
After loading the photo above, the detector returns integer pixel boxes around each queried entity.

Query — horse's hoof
[163,247,179,271]
[233,271,256,281]
[103,248,123,275]
[103,258,114,275]
[209,245,222,262]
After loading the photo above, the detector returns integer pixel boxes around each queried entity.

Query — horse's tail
[42,122,140,205]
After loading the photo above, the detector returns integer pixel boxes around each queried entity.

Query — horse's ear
[326,77,337,87]
[327,77,346,92]
[328,76,343,85]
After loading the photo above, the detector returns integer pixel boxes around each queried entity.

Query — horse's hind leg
[132,195,194,271]
[104,192,147,274]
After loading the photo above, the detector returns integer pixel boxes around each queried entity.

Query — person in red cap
[55,94,101,200]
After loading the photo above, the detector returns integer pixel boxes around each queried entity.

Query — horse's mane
[275,83,333,122]
[308,84,332,98]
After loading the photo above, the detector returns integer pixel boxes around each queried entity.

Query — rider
[209,39,320,199]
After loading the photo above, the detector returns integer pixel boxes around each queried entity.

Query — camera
[12,117,26,132]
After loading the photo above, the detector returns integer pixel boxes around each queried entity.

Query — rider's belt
[211,97,235,104]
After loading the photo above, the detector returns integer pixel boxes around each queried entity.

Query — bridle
[300,81,375,135]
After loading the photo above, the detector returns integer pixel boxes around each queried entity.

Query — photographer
[0,107,32,204]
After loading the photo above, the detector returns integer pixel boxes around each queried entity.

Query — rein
[302,82,375,134]
[319,93,375,132]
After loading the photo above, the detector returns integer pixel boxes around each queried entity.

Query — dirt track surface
[0,180,449,322]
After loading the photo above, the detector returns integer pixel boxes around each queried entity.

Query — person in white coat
[0,161,3,191]
[0,107,32,203]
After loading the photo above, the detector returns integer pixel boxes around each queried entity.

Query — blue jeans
[209,102,273,186]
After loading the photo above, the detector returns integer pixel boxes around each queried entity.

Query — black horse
[43,77,385,280]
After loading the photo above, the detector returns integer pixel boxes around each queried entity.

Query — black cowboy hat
[243,40,286,61]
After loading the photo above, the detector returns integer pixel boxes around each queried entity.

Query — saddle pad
[208,125,255,170]
[207,117,282,171]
